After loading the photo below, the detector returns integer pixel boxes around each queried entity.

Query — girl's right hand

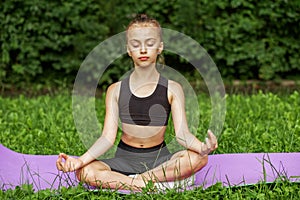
[56,153,83,172]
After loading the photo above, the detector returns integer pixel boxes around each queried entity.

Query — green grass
[0,90,300,199]
[1,182,300,199]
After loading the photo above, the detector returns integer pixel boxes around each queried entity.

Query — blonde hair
[126,14,162,40]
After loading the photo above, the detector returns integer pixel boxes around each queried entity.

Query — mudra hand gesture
[200,130,218,156]
[56,153,83,172]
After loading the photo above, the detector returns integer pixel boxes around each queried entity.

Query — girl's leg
[76,150,207,189]
[76,160,146,190]
[139,150,207,182]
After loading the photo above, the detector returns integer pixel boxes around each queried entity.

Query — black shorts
[101,140,174,175]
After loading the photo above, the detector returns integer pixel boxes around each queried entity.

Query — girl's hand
[200,130,218,156]
[56,153,83,172]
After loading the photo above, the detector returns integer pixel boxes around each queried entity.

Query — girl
[56,14,218,190]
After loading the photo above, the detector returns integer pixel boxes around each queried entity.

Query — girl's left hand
[200,130,218,156]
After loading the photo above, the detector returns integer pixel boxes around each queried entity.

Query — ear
[126,45,132,57]
[158,42,164,54]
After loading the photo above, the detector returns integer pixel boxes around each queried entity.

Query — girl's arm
[169,81,217,156]
[78,82,120,165]
[57,82,120,172]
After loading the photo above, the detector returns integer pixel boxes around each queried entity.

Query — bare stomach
[121,123,167,148]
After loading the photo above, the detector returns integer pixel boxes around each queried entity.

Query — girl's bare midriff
[121,123,166,148]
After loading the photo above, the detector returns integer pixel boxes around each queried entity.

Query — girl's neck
[131,64,159,82]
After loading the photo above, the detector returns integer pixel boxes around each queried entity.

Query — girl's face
[127,26,163,68]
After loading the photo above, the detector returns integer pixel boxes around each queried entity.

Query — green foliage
[1,0,109,86]
[1,0,300,87]
[169,0,300,80]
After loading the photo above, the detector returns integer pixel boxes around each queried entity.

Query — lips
[139,56,149,61]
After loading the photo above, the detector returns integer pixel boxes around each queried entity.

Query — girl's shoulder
[108,81,122,90]
[106,81,122,100]
[167,79,184,101]
[168,79,183,91]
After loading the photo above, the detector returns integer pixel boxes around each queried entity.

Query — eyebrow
[129,38,156,43]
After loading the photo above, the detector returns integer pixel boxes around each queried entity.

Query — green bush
[1,0,109,85]
[169,0,300,80]
[1,0,299,88]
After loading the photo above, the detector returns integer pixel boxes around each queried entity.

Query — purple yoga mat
[0,144,78,191]
[0,144,299,192]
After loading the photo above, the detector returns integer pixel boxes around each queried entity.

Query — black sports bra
[118,75,171,126]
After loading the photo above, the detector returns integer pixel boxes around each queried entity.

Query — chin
[135,62,156,68]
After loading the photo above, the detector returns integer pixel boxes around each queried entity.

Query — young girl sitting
[56,14,218,190]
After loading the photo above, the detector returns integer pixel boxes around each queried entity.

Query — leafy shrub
[1,0,109,85]
[1,0,299,88]
[169,0,300,80]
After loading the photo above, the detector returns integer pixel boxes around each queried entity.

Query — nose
[140,44,147,54]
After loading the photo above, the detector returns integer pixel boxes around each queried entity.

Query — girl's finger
[200,142,208,156]
[207,129,213,137]
[56,162,62,170]
[205,137,211,150]
[56,157,61,165]
[208,130,216,140]
[59,153,68,160]
[208,130,218,148]
[65,160,71,171]
[56,155,64,171]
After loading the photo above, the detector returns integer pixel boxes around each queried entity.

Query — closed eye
[130,40,140,48]
[147,43,154,47]
[146,39,156,47]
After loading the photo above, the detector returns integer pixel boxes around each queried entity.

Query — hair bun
[138,14,148,21]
